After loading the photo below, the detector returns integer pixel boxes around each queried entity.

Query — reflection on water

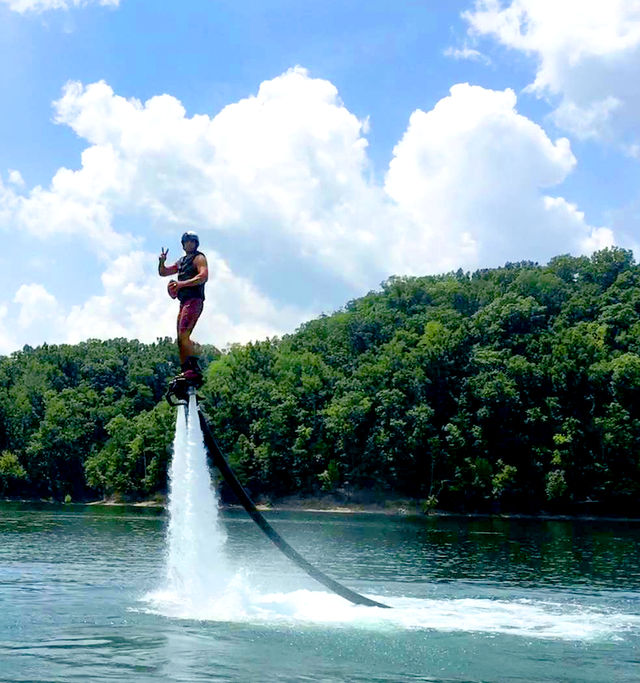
[220,509,640,592]
[1,502,639,682]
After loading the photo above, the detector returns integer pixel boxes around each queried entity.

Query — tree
[1,248,639,513]
[0,451,28,496]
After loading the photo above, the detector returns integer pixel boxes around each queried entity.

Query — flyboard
[166,377,390,609]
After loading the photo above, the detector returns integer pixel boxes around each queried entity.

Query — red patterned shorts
[177,298,203,337]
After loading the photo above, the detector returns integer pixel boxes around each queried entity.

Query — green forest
[1,247,639,515]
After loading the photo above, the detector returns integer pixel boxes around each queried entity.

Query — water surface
[1,502,639,682]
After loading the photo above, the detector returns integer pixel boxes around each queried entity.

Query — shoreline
[2,496,640,522]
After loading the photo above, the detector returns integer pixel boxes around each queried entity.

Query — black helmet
[181,231,199,246]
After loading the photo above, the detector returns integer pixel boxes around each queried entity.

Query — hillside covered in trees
[1,247,639,515]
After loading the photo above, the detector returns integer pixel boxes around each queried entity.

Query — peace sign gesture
[159,247,169,262]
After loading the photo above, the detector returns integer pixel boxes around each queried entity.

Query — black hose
[197,408,390,609]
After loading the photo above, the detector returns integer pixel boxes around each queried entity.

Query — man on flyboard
[158,231,208,387]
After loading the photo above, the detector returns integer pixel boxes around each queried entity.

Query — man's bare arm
[158,247,178,276]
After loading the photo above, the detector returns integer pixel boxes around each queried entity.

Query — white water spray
[164,393,230,605]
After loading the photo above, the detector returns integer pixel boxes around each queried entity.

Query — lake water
[1,502,639,682]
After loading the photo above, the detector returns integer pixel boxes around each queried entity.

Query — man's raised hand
[159,247,169,262]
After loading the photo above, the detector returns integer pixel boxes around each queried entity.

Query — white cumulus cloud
[444,45,492,64]
[1,0,118,13]
[463,0,640,147]
[51,70,389,287]
[0,69,621,353]
[9,251,311,352]
[13,283,65,348]
[0,305,17,355]
[7,170,25,187]
[385,83,610,271]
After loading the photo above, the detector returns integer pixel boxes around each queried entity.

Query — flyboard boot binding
[165,356,203,407]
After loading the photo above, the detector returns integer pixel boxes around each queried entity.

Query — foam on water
[141,398,640,642]
[142,582,640,641]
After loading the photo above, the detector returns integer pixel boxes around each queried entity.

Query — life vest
[177,250,205,302]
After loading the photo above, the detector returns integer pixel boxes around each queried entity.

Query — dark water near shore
[1,502,639,682]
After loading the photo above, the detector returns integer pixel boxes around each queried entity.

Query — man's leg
[177,298,204,374]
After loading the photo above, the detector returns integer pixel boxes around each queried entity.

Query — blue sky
[1,0,639,353]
